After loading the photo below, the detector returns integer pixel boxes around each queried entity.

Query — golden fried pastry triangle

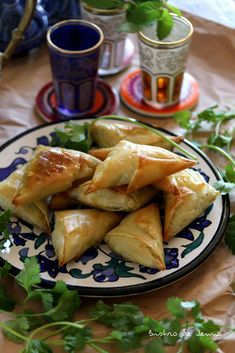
[13,145,100,206]
[105,203,165,270]
[91,120,183,149]
[69,181,158,212]
[0,168,50,232]
[164,169,220,240]
[51,209,123,266]
[87,140,196,194]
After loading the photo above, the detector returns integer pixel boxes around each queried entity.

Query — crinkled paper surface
[0,9,234,353]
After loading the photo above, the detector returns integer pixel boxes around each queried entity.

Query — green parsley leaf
[197,335,218,352]
[145,338,165,353]
[174,110,194,131]
[0,283,15,311]
[63,326,93,353]
[46,289,80,321]
[167,297,187,319]
[134,316,165,334]
[0,209,12,250]
[0,261,12,278]
[225,215,235,254]
[187,333,206,353]
[50,122,92,153]
[40,292,54,311]
[23,339,53,353]
[198,106,235,125]
[91,301,144,330]
[207,132,233,148]
[161,318,181,345]
[224,164,235,183]
[191,301,202,320]
[109,330,142,351]
[157,8,173,40]
[15,257,41,296]
[3,317,29,343]
[198,320,221,335]
[53,279,68,293]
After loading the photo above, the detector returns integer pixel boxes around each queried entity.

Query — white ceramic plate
[0,119,230,297]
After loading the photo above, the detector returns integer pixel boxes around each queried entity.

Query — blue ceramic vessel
[0,0,48,54]
[47,20,103,118]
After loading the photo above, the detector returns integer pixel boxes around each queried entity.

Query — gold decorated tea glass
[138,15,193,108]
[81,2,127,76]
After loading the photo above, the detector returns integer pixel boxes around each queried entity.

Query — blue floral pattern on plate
[0,120,227,296]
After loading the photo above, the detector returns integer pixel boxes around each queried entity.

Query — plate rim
[0,119,230,297]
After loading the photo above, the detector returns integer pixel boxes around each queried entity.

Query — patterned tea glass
[138,15,193,109]
[47,19,103,118]
[81,3,126,75]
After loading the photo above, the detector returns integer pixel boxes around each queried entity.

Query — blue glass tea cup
[47,19,104,118]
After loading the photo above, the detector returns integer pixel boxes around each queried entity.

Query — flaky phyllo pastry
[69,181,159,212]
[1,120,221,270]
[51,209,123,266]
[86,140,196,194]
[13,145,100,206]
[0,167,50,232]
[164,169,220,240]
[91,120,183,149]
[105,204,165,270]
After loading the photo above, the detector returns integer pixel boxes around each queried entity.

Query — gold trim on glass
[138,15,193,49]
[47,19,104,55]
[82,2,125,16]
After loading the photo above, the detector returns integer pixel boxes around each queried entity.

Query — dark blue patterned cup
[47,19,104,118]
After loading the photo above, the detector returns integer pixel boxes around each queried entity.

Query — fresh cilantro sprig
[225,215,235,255]
[82,0,181,40]
[0,209,12,250]
[0,258,232,353]
[50,121,92,153]
[174,106,235,194]
[174,106,235,254]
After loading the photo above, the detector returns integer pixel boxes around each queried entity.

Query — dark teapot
[0,0,37,68]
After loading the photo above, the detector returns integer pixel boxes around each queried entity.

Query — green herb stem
[0,322,28,342]
[88,342,110,353]
[201,144,235,167]
[29,321,84,340]
[45,339,65,346]
[95,115,197,160]
[40,318,97,341]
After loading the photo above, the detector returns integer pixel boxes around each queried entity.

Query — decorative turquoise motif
[181,232,204,258]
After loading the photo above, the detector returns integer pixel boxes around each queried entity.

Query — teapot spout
[1,0,37,67]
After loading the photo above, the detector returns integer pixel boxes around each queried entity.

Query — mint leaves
[83,0,123,10]
[83,1,181,40]
[0,258,230,353]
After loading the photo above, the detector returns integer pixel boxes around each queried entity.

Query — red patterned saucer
[98,38,135,77]
[120,69,199,118]
[35,79,119,123]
